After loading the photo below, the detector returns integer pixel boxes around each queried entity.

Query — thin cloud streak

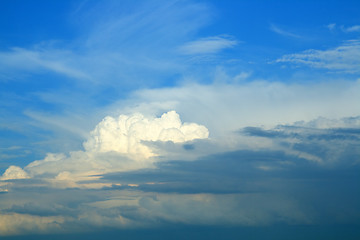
[275,40,360,73]
[0,48,91,81]
[270,24,301,38]
[342,25,360,32]
[178,35,238,55]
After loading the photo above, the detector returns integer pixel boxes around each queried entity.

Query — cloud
[1,113,360,235]
[0,47,90,80]
[342,25,360,33]
[0,166,29,180]
[7,79,355,185]
[0,0,214,87]
[137,193,309,226]
[0,0,230,162]
[325,24,360,33]
[2,1,360,236]
[24,110,89,139]
[83,110,209,159]
[241,116,360,165]
[111,79,360,140]
[0,189,309,236]
[0,213,65,236]
[1,111,209,187]
[327,23,336,31]
[275,40,360,73]
[270,24,301,38]
[178,35,237,55]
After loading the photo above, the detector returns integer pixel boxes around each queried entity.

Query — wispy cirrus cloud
[270,24,301,38]
[342,25,360,33]
[327,23,336,31]
[275,40,360,73]
[178,35,238,55]
[0,47,90,80]
[325,23,360,33]
[0,0,214,86]
[0,0,217,158]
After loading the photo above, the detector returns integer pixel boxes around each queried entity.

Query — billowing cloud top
[84,110,209,159]
[1,111,209,183]
[0,166,29,181]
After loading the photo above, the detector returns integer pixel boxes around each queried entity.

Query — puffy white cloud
[83,110,209,159]
[1,111,209,187]
[0,166,29,180]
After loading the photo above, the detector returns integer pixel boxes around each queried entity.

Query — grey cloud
[1,147,359,235]
[3,202,75,217]
[241,116,360,165]
[102,149,325,194]
[242,125,360,141]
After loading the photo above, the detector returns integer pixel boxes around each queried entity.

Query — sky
[0,0,360,238]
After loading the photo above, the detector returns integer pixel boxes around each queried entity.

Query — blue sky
[1,0,360,238]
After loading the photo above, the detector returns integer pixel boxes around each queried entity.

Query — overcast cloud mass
[0,0,360,239]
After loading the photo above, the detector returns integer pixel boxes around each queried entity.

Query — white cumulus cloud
[83,110,209,159]
[0,166,29,181]
[1,111,209,187]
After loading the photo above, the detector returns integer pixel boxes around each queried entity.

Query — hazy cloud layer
[110,80,360,139]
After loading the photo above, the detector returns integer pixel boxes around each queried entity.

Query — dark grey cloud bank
[99,118,360,225]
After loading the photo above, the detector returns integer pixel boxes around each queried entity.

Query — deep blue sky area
[0,0,76,48]
[0,0,360,238]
